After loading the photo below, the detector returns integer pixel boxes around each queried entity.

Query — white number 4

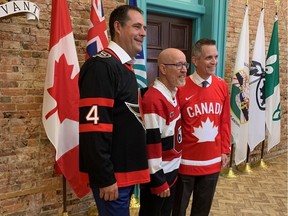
[86,105,99,124]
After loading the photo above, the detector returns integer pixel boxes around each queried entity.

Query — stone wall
[0,0,287,215]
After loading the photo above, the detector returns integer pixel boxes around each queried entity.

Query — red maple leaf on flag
[45,54,79,123]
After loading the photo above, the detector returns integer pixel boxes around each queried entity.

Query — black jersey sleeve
[78,58,118,188]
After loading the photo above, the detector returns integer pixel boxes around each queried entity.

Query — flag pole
[243,145,252,173]
[222,143,237,178]
[62,176,69,216]
[259,140,268,168]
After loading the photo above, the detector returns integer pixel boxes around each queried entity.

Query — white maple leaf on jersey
[192,117,218,142]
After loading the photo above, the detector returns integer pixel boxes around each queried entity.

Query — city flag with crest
[230,6,249,165]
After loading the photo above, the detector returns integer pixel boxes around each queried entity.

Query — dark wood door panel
[146,61,158,86]
[146,21,162,48]
[146,13,192,85]
[170,23,190,51]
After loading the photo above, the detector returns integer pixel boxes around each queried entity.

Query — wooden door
[146,13,192,85]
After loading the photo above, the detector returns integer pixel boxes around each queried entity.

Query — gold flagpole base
[223,167,238,178]
[243,162,253,173]
[62,212,69,216]
[130,194,140,208]
[88,205,98,216]
[259,159,269,168]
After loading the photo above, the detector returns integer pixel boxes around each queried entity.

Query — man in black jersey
[79,5,150,216]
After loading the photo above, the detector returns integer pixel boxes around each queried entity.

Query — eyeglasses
[163,62,190,70]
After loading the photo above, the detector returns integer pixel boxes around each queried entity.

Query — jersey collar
[108,41,134,64]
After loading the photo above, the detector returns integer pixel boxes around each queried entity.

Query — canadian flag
[42,0,90,198]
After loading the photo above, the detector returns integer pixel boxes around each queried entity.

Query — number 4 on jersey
[86,105,99,124]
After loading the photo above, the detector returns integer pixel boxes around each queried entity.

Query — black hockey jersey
[78,48,150,188]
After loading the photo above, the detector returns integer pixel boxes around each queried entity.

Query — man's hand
[157,188,170,198]
[99,183,118,201]
[221,154,229,167]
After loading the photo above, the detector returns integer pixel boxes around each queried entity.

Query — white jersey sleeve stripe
[162,157,181,174]
[181,157,221,166]
[148,158,162,174]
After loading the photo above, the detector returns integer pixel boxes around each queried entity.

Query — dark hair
[109,5,143,40]
[192,38,216,58]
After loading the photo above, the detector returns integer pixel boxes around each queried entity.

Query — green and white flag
[265,15,281,151]
[248,9,265,151]
[230,6,249,165]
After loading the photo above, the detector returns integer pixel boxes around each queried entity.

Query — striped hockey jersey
[178,75,231,176]
[141,79,182,194]
[79,48,150,188]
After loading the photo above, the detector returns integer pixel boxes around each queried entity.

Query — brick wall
[0,0,287,215]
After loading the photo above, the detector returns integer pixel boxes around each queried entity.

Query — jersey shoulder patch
[93,50,111,58]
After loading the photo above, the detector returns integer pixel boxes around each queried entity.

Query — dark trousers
[91,185,134,216]
[139,183,176,216]
[172,173,219,216]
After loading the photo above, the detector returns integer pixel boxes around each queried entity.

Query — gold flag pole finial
[275,0,280,13]
[262,0,265,8]
[246,0,248,6]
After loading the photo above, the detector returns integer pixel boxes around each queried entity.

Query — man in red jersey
[139,48,188,216]
[172,38,231,216]
[79,5,150,216]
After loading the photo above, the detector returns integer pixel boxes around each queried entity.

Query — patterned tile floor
[79,152,288,216]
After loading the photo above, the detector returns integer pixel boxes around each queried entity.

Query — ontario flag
[42,0,90,198]
[86,0,108,59]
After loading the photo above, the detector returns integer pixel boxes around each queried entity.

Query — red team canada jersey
[142,80,182,194]
[178,75,231,176]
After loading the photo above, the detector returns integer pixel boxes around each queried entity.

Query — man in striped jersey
[139,48,188,216]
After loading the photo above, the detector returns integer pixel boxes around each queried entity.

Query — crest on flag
[230,6,249,165]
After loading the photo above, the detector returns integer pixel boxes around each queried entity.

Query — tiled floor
[79,152,287,216]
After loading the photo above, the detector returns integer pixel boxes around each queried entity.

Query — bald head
[158,48,184,66]
[157,48,187,91]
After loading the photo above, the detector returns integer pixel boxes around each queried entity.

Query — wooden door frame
[136,0,228,78]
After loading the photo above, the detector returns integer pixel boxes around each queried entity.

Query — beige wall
[0,0,286,215]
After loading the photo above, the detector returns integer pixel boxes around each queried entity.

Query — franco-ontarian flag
[248,9,265,151]
[129,0,148,88]
[265,15,281,151]
[230,6,249,165]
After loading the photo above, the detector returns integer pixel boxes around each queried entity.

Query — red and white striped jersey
[142,79,182,194]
